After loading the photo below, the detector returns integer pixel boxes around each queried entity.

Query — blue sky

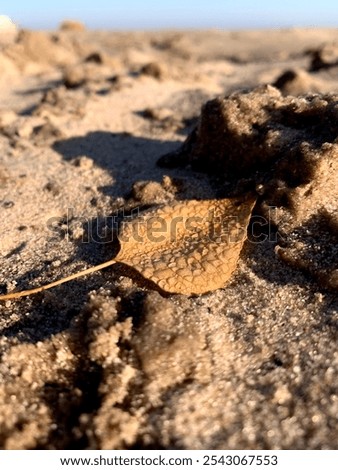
[3,0,338,30]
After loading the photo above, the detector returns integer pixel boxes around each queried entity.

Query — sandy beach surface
[0,26,337,449]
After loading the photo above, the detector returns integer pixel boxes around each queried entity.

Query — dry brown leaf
[0,197,256,299]
[115,197,256,295]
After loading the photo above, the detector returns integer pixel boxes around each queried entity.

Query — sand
[0,27,337,449]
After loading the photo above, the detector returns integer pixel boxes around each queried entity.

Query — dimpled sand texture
[116,197,256,295]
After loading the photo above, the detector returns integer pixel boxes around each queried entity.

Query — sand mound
[309,43,338,71]
[3,30,79,73]
[59,20,86,32]
[0,16,17,46]
[159,85,338,289]
[273,68,325,95]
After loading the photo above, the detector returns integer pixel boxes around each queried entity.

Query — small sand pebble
[73,156,94,169]
[3,200,14,208]
[0,110,17,129]
[140,62,167,80]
